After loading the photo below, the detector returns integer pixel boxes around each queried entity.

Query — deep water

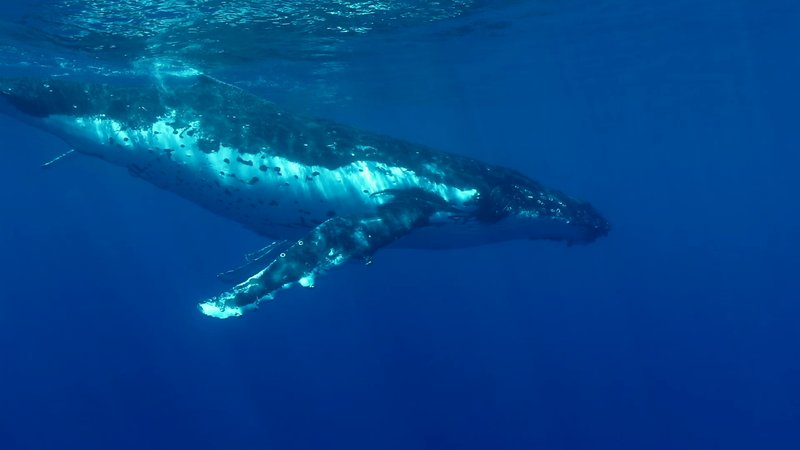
[1,1,799,449]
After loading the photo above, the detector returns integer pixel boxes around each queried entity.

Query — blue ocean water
[0,1,798,449]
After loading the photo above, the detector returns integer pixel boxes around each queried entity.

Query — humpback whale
[0,74,609,318]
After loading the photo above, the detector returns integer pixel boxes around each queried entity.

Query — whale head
[0,76,170,162]
[0,77,91,119]
[480,180,609,245]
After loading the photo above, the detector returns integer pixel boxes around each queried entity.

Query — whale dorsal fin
[198,192,442,319]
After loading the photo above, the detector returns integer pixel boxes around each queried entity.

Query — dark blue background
[1,1,798,449]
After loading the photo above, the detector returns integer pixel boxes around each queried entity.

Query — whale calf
[0,74,609,318]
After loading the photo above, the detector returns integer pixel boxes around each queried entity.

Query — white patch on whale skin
[197,301,244,319]
[42,111,479,239]
[298,274,315,288]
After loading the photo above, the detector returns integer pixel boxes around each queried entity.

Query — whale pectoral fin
[216,240,288,283]
[198,194,440,319]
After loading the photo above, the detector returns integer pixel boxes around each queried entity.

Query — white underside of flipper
[197,301,246,319]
